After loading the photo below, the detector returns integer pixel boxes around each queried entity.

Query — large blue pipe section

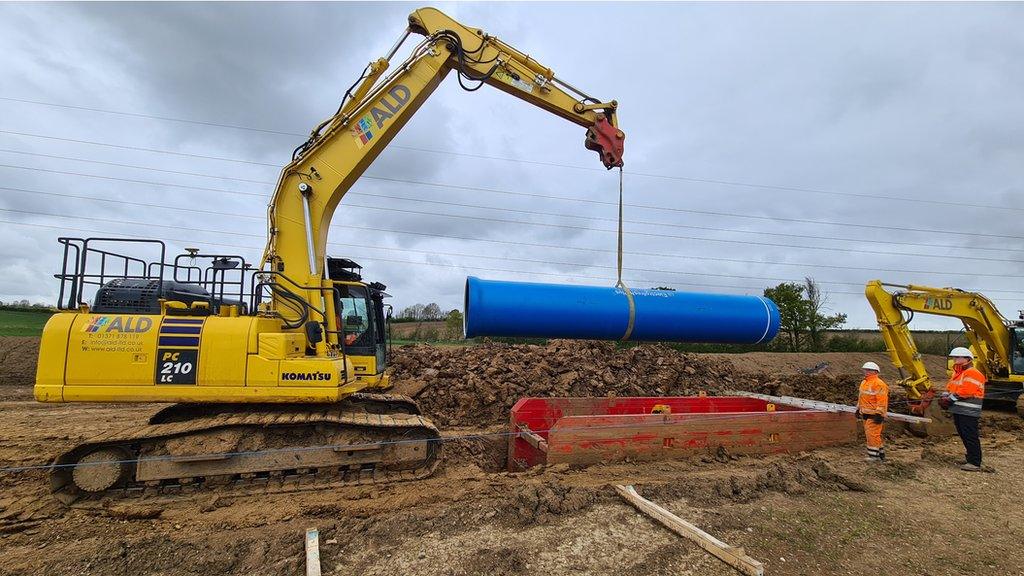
[464,277,780,344]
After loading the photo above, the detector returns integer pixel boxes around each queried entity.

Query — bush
[823,334,885,353]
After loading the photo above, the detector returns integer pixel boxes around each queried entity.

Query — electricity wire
[2,95,1020,212]
[3,130,1023,242]
[5,204,1024,289]
[3,162,1023,266]
[6,145,1024,256]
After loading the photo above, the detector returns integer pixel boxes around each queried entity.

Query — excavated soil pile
[390,341,865,427]
[0,337,39,386]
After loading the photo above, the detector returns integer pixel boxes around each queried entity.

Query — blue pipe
[464,277,780,344]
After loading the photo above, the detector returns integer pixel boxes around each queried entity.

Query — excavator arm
[259,7,625,347]
[865,280,1013,408]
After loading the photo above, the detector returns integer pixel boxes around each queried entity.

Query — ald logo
[924,298,953,311]
[84,316,153,333]
[351,84,411,148]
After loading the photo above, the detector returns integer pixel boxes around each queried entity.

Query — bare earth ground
[1,343,1022,576]
[697,351,950,381]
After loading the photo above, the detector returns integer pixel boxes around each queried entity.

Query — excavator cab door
[369,287,389,372]
[331,282,390,378]
[1010,327,1024,376]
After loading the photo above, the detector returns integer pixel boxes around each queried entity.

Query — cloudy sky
[0,1,1022,330]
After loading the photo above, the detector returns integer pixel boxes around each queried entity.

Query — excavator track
[49,397,440,505]
[146,393,423,424]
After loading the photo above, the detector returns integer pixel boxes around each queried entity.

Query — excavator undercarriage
[52,394,439,504]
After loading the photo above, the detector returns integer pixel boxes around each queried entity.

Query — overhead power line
[5,184,1024,288]
[3,162,1024,264]
[2,96,1020,212]
[0,129,280,167]
[0,218,806,296]
[3,147,1023,256]
[3,130,1022,241]
[0,96,302,137]
[3,204,1024,287]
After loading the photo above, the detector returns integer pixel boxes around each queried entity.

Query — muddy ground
[1,341,1021,576]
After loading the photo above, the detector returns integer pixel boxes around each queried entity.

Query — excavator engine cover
[93,279,211,314]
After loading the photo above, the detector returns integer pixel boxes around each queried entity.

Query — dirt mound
[701,351,949,382]
[0,337,39,386]
[754,373,864,405]
[390,341,869,428]
[509,483,602,524]
[640,457,871,507]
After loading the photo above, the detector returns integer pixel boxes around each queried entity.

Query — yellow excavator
[35,7,625,501]
[865,280,1024,420]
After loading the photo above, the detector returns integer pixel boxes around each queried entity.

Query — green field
[0,308,54,336]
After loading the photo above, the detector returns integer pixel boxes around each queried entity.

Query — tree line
[0,300,54,311]
[762,278,849,352]
[396,303,454,322]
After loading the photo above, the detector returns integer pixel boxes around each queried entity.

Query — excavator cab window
[1011,328,1024,375]
[335,285,375,354]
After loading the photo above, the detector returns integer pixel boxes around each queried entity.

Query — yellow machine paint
[36,312,361,403]
[865,280,1024,416]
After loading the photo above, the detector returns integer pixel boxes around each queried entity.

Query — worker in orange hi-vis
[854,361,888,462]
[940,347,986,472]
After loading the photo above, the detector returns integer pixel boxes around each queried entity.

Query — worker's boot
[959,463,981,472]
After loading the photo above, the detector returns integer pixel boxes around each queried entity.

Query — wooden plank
[305,527,321,576]
[614,485,764,576]
[516,424,549,453]
[726,391,931,424]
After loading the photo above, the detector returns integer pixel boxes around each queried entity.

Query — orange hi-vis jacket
[857,374,889,415]
[947,364,986,417]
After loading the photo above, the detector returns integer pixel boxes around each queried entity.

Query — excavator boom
[261,7,624,335]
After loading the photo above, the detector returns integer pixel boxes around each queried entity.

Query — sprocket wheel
[71,448,131,493]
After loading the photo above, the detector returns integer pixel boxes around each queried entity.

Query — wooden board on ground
[615,484,764,576]
[305,527,321,576]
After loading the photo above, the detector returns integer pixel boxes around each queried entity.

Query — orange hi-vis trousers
[864,420,885,460]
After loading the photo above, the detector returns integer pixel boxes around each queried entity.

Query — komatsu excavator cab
[326,257,392,388]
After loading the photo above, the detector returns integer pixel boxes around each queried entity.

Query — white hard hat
[948,347,974,359]
[862,361,880,372]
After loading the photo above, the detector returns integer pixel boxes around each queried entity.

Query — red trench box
[508,396,858,472]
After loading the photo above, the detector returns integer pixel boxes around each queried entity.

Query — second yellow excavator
[34,7,625,501]
[865,280,1024,419]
